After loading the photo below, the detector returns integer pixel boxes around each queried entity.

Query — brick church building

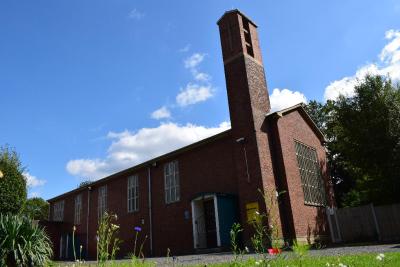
[45,10,335,260]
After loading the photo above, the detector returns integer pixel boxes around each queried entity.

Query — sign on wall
[246,202,259,222]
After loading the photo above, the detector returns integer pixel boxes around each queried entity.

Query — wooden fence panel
[336,205,377,242]
[375,204,400,241]
[329,203,400,243]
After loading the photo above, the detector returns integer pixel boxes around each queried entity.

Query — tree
[78,180,92,188]
[23,197,49,221]
[305,75,400,206]
[0,145,27,214]
[332,75,400,205]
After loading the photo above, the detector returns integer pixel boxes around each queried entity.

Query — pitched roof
[47,129,232,202]
[265,103,325,142]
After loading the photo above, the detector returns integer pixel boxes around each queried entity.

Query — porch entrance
[203,198,218,248]
[191,193,238,250]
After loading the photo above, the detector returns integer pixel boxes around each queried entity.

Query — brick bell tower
[218,10,281,243]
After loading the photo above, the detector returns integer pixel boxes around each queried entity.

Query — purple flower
[134,226,142,232]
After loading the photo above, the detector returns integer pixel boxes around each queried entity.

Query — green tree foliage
[305,75,400,206]
[0,145,27,214]
[0,214,52,266]
[23,197,49,221]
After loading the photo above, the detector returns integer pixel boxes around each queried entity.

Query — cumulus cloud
[324,29,400,101]
[151,106,171,120]
[176,83,214,106]
[128,9,145,20]
[184,53,211,82]
[269,88,307,112]
[184,53,205,69]
[23,172,46,188]
[66,122,231,180]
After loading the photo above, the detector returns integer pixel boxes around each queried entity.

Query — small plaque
[246,202,259,222]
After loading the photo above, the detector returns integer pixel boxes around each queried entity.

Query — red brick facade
[45,10,335,260]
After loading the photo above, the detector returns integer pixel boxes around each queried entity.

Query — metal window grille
[294,141,327,206]
[74,194,82,225]
[127,175,139,212]
[53,200,64,222]
[98,185,107,219]
[164,161,180,204]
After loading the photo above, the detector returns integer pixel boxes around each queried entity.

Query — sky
[1,1,400,200]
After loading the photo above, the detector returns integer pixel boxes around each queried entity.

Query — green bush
[23,197,49,220]
[0,214,52,266]
[0,145,27,214]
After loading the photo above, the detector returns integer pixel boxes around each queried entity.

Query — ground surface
[57,243,400,266]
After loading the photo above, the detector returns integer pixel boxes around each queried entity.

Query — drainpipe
[86,186,92,259]
[147,166,153,256]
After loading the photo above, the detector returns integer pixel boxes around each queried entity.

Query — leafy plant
[249,210,268,255]
[230,223,246,264]
[96,212,121,264]
[292,239,310,266]
[0,213,52,266]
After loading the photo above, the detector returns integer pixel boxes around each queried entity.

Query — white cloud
[128,9,145,20]
[324,29,400,101]
[269,88,307,112]
[193,71,211,82]
[23,172,46,188]
[66,122,231,180]
[176,83,214,106]
[184,53,205,69]
[151,106,171,120]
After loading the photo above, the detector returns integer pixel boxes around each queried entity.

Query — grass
[209,252,400,267]
[50,252,400,266]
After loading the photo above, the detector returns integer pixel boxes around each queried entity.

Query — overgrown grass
[51,252,400,266]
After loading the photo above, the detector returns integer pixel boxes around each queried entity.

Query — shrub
[0,145,27,214]
[0,214,52,266]
[23,197,49,220]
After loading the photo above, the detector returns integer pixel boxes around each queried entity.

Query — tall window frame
[98,185,107,219]
[74,194,82,225]
[164,161,180,204]
[127,175,139,212]
[294,140,327,206]
[53,200,65,222]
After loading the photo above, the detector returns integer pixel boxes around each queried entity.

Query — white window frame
[98,185,107,219]
[53,200,65,222]
[164,161,180,204]
[127,175,139,212]
[74,194,82,225]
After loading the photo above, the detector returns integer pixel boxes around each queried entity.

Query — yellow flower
[0,170,3,178]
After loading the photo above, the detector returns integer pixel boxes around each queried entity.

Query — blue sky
[1,1,400,200]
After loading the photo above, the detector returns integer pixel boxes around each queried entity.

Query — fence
[327,203,400,243]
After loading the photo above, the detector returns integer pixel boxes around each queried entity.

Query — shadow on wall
[308,159,336,244]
